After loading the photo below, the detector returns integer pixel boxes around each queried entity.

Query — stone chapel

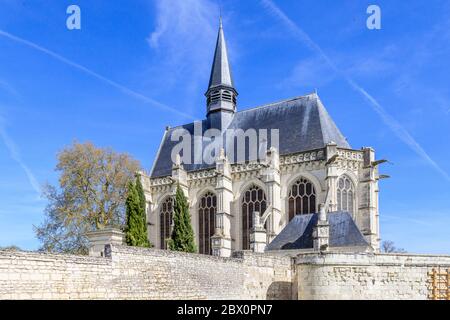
[140,20,382,257]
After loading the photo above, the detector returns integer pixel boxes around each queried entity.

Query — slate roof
[265,211,369,251]
[208,19,234,90]
[150,94,350,177]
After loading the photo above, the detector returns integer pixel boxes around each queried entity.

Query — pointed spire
[208,19,234,89]
[205,19,238,125]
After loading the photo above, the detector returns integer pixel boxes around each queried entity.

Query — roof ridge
[149,129,169,177]
[316,97,327,146]
[163,93,318,130]
[163,119,206,131]
[237,93,317,114]
[315,97,348,146]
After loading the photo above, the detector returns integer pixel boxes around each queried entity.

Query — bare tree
[34,142,140,254]
[0,245,21,251]
[381,240,406,253]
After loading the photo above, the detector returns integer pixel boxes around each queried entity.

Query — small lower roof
[266,211,369,251]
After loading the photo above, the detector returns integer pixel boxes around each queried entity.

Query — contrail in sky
[0,116,41,195]
[0,29,195,121]
[261,0,450,182]
[0,29,193,195]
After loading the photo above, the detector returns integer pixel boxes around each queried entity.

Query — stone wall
[296,252,450,300]
[2,247,450,300]
[0,250,112,299]
[0,246,293,300]
[232,251,294,299]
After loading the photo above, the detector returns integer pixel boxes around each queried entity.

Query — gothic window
[242,185,267,250]
[159,196,174,250]
[337,175,355,215]
[198,192,217,255]
[288,177,316,221]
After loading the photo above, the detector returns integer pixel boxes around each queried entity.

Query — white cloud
[147,0,220,107]
[345,45,399,79]
[149,0,218,51]
[279,56,335,90]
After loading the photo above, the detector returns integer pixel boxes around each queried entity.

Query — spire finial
[219,0,223,27]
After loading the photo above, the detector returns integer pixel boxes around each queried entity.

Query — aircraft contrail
[0,29,194,195]
[0,29,195,121]
[261,0,450,182]
[0,116,41,195]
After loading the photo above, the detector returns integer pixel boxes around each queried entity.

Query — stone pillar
[262,147,281,242]
[359,147,380,251]
[171,154,188,196]
[86,228,124,257]
[325,142,338,212]
[250,211,267,253]
[313,205,329,252]
[212,149,233,257]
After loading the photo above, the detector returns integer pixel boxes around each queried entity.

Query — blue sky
[0,0,449,253]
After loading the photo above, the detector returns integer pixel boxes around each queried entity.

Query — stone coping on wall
[111,245,245,263]
[112,245,292,265]
[295,251,450,267]
[4,247,449,269]
[0,249,111,265]
[0,246,293,265]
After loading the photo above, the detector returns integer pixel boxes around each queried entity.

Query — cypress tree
[135,176,151,247]
[135,176,146,217]
[168,184,196,253]
[125,178,151,247]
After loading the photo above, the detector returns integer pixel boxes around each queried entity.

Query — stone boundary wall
[0,250,112,299]
[296,252,450,300]
[0,246,293,300]
[231,251,294,299]
[2,247,450,300]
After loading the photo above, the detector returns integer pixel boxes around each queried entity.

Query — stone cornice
[336,148,364,162]
[148,147,367,190]
[280,149,326,165]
